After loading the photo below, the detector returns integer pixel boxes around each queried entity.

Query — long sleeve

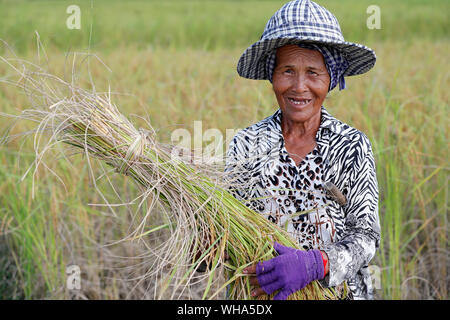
[224,132,250,201]
[320,141,380,299]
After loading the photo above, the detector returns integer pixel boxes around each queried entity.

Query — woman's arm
[320,143,381,289]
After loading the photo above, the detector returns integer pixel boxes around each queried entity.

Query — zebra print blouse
[225,106,381,300]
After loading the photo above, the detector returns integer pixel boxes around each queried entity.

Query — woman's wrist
[320,250,329,279]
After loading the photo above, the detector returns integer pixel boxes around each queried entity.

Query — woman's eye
[308,70,318,75]
[284,69,294,74]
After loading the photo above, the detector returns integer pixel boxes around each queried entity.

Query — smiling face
[272,45,330,125]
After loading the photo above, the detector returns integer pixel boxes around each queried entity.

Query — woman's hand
[243,242,325,300]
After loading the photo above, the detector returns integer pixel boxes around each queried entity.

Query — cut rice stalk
[0,51,340,300]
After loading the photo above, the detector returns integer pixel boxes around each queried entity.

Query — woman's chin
[282,103,321,124]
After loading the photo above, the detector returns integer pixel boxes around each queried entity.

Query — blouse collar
[269,106,350,139]
[269,106,352,142]
[264,106,352,173]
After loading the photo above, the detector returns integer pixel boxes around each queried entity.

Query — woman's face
[272,45,330,124]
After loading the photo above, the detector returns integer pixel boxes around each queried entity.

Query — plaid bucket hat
[237,0,376,83]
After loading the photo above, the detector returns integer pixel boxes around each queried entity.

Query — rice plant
[0,42,339,300]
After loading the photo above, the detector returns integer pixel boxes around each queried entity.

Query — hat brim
[237,37,376,80]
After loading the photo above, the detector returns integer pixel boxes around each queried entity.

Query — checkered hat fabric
[237,0,376,81]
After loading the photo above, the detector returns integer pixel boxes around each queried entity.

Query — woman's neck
[280,111,321,141]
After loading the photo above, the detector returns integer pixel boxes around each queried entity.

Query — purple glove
[256,242,324,300]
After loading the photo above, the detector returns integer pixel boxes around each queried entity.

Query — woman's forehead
[276,45,326,67]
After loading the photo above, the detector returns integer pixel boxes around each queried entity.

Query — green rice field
[0,0,448,299]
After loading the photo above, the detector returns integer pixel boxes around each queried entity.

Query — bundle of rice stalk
[0,49,339,300]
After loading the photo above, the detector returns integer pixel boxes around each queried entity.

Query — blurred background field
[0,0,448,299]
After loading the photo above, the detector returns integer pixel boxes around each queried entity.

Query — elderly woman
[225,0,380,300]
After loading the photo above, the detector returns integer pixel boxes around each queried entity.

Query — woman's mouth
[287,97,312,106]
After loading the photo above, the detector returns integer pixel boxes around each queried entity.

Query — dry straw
[0,42,340,300]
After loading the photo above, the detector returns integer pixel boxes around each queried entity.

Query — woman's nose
[291,73,308,92]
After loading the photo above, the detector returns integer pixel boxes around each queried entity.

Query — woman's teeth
[288,98,311,105]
